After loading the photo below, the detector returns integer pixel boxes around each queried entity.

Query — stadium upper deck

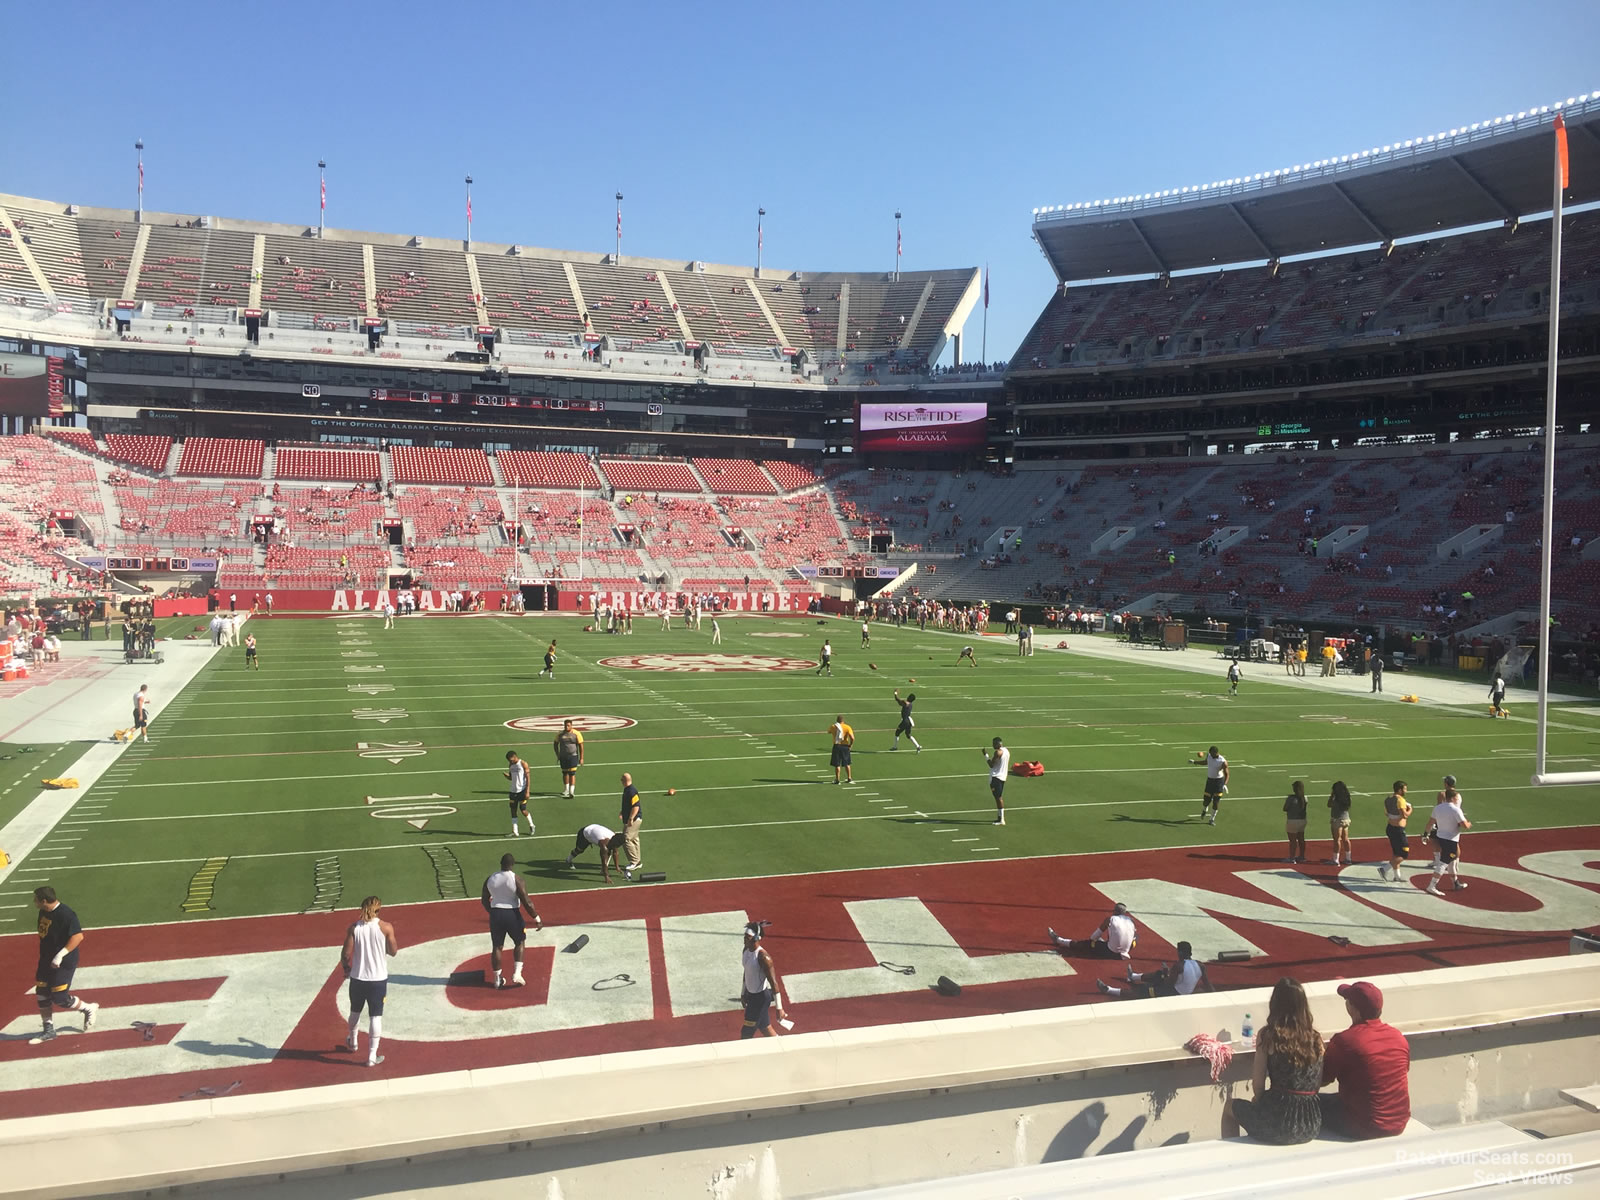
[0,193,981,391]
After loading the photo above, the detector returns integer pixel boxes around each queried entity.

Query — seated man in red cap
[1319,980,1412,1138]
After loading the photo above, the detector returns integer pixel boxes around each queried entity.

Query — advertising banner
[856,402,987,452]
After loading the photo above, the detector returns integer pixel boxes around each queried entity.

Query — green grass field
[11,614,1600,929]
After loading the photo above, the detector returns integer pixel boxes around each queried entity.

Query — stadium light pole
[135,139,144,224]
[465,175,474,250]
[615,191,624,262]
[318,159,326,239]
[894,210,902,282]
[756,207,765,279]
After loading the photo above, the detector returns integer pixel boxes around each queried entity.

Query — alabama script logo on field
[2,828,1597,1119]
[598,654,816,672]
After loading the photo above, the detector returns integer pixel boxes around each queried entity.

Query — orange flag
[1555,112,1570,190]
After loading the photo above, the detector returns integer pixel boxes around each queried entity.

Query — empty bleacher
[473,253,584,339]
[569,262,680,345]
[135,225,256,311]
[497,451,601,490]
[599,459,703,494]
[390,446,494,487]
[44,428,99,455]
[691,457,776,495]
[104,434,174,474]
[763,460,821,493]
[7,204,90,298]
[372,244,477,327]
[667,270,771,351]
[274,446,383,484]
[259,234,366,320]
[176,437,265,479]
[758,278,839,356]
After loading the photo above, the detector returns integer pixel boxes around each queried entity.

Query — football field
[9,611,1598,932]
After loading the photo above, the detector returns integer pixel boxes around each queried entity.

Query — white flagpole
[1533,121,1564,782]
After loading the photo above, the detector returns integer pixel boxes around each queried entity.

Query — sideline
[0,636,222,889]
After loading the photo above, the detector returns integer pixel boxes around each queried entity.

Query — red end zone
[3,828,1598,1119]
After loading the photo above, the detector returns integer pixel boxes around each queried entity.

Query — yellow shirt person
[829,717,855,784]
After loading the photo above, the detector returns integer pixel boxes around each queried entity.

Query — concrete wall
[6,957,1596,1200]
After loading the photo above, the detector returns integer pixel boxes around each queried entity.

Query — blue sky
[6,0,1597,364]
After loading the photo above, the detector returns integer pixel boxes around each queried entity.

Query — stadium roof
[1032,94,1600,281]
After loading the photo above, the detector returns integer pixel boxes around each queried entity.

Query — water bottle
[1240,1013,1255,1048]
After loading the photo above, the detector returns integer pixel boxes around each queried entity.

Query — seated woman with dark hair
[1222,977,1324,1145]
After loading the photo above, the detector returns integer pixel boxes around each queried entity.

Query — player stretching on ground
[565,823,625,883]
[482,853,542,987]
[1197,746,1228,825]
[892,690,922,752]
[956,645,976,667]
[339,895,397,1067]
[30,886,97,1044]
[244,633,260,670]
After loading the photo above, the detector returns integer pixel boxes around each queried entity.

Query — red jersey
[1321,1019,1411,1137]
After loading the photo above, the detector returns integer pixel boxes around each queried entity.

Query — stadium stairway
[162,440,182,477]
[261,445,276,481]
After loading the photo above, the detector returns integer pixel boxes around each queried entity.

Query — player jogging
[1380,781,1412,882]
[553,718,585,797]
[539,638,557,680]
[30,886,97,1044]
[860,619,871,649]
[1425,775,1472,896]
[984,736,1010,825]
[957,645,976,667]
[481,853,542,987]
[339,895,397,1067]
[1226,660,1241,697]
[1198,746,1228,825]
[505,749,533,836]
[816,640,833,676]
[891,690,923,752]
[739,922,789,1039]
[1488,672,1508,719]
[244,633,260,670]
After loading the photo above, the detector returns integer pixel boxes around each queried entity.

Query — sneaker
[29,1027,57,1045]
[338,1040,358,1052]
[512,827,520,837]
[623,870,633,881]
[915,746,922,753]
[365,1055,384,1068]
[82,1002,98,1031]
[1095,980,1112,995]
[1426,884,1442,896]
[1047,927,1062,943]
[1342,856,1354,865]
[510,976,525,988]
[564,856,574,868]
[631,862,643,871]
[1453,880,1469,891]
[1327,858,1342,865]
[1207,814,1216,826]
[993,817,1005,826]
[1378,865,1392,881]
[1125,965,1136,982]
[1285,858,1299,865]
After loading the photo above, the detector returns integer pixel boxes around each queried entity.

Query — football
[869,662,878,670]
[666,788,677,796]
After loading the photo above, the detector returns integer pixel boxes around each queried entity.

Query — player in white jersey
[1425,775,1473,896]
[739,922,788,1038]
[1198,746,1229,825]
[984,736,1010,825]
[340,896,398,1067]
[481,854,542,987]
[565,823,624,883]
[1096,941,1210,999]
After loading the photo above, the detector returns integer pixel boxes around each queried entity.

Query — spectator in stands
[1222,977,1324,1144]
[1318,981,1411,1139]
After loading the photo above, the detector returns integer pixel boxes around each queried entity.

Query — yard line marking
[970,847,999,853]
[951,837,979,843]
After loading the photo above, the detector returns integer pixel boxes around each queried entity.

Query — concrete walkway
[0,634,222,888]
